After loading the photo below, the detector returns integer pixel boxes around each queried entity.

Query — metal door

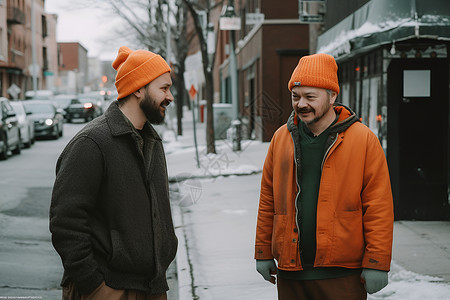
[387,58,449,220]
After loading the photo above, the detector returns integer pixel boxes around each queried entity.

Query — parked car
[79,91,109,114]
[10,101,35,148]
[53,94,77,119]
[65,98,99,123]
[23,100,64,139]
[0,97,21,160]
[25,89,54,100]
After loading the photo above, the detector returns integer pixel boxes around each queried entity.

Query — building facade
[0,0,58,99]
[182,1,311,141]
[57,42,88,94]
[317,0,450,220]
[214,0,310,142]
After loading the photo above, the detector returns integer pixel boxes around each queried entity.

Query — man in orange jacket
[255,53,394,299]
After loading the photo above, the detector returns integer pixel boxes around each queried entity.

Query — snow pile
[368,261,450,300]
[317,18,410,55]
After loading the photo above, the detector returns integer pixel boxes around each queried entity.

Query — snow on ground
[368,261,450,300]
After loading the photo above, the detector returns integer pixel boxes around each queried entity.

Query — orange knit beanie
[288,53,339,94]
[112,46,171,99]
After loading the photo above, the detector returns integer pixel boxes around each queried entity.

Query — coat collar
[287,102,359,134]
[105,101,162,141]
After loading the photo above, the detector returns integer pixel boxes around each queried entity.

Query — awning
[317,0,450,60]
[0,65,23,75]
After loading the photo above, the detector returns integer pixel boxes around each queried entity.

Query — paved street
[0,123,82,299]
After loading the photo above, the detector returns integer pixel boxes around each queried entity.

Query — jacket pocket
[109,230,154,274]
[330,210,364,264]
[271,215,287,262]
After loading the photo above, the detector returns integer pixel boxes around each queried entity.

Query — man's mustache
[299,108,313,113]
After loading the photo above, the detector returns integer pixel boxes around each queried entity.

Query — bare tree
[75,0,190,136]
[182,0,222,154]
[172,0,192,136]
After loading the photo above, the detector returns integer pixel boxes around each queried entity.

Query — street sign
[28,64,40,76]
[189,84,197,100]
[7,83,21,99]
[219,17,241,30]
[246,13,265,25]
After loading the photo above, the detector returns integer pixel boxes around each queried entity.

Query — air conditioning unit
[298,0,326,23]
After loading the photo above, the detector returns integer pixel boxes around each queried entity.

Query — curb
[172,202,195,300]
[168,170,262,183]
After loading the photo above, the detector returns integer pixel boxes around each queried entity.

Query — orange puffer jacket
[255,105,394,272]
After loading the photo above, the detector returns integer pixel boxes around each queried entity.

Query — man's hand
[361,268,388,294]
[256,259,277,284]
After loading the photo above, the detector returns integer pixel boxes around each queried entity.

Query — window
[403,70,430,97]
[42,15,48,38]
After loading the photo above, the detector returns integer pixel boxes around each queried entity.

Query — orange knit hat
[112,46,171,99]
[288,53,339,94]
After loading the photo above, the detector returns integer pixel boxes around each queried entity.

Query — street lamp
[220,0,241,150]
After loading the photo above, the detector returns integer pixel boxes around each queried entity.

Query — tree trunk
[183,0,216,153]
[175,60,186,136]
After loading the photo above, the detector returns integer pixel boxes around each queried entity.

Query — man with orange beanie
[255,53,394,299]
[50,46,177,300]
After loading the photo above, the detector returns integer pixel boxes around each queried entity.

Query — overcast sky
[45,0,125,61]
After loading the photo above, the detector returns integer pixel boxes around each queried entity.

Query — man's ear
[133,88,143,99]
[330,91,338,105]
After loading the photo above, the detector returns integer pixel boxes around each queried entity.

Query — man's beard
[140,91,167,125]
[301,107,328,125]
[298,95,332,125]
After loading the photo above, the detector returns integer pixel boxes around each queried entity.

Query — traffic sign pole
[189,85,200,168]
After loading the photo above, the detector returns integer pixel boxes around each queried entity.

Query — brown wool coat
[50,102,177,295]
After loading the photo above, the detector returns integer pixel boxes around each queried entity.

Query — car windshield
[53,97,74,107]
[23,102,54,114]
[77,97,95,104]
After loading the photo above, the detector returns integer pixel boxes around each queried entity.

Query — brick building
[0,0,58,99]
[57,42,88,94]
[184,0,311,142]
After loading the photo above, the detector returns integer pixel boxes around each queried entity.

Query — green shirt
[278,115,360,280]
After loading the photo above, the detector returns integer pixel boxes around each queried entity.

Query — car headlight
[45,119,53,126]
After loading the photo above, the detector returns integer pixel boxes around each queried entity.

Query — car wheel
[59,124,63,137]
[12,141,21,155]
[53,127,59,140]
[24,130,32,148]
[0,134,8,160]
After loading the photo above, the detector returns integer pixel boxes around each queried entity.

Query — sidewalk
[392,221,450,282]
[162,112,450,299]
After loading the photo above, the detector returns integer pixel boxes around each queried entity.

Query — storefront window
[369,77,380,135]
[361,78,370,125]
[341,83,350,107]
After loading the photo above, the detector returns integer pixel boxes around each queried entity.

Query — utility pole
[31,0,38,94]
[219,0,241,151]
[165,3,171,64]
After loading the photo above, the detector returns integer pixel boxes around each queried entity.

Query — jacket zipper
[321,133,338,171]
[291,131,302,266]
[292,131,338,268]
